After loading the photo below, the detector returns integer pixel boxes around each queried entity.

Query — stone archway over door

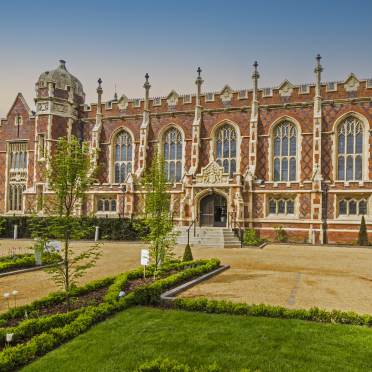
[199,194,227,227]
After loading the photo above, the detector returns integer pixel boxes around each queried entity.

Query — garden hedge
[173,297,372,327]
[0,259,220,371]
[0,253,60,274]
[0,216,146,241]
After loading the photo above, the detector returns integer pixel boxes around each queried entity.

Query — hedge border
[172,297,372,327]
[0,259,220,371]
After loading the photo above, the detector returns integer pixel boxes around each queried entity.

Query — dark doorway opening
[199,193,227,227]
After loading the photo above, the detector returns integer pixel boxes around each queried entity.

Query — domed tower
[33,60,85,189]
[35,59,85,140]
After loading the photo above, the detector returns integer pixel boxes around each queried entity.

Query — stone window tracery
[163,127,183,182]
[338,198,367,216]
[268,198,295,216]
[8,142,27,212]
[273,121,297,182]
[97,197,117,212]
[215,124,237,176]
[337,117,363,181]
[114,131,133,183]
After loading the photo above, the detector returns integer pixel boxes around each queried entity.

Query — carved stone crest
[278,80,294,97]
[344,73,359,92]
[195,161,229,185]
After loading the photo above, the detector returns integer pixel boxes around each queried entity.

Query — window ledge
[266,214,296,220]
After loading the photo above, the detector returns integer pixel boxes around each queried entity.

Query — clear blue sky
[1,0,371,116]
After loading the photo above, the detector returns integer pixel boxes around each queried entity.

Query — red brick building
[1,57,372,244]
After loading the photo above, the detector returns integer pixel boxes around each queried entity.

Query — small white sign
[141,249,149,266]
[45,240,62,253]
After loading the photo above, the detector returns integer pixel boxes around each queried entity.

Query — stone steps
[175,227,241,248]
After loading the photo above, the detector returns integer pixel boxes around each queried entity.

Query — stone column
[189,67,203,175]
[246,61,260,228]
[311,55,324,244]
[136,73,151,178]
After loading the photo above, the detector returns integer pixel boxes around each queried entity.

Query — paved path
[182,244,372,314]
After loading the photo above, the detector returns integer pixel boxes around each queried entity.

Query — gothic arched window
[337,117,363,181]
[273,121,297,182]
[216,124,237,175]
[114,131,133,183]
[163,127,183,182]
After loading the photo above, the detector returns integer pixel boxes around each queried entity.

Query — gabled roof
[6,93,32,118]
[277,79,294,90]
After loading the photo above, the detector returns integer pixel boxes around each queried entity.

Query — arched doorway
[199,193,227,227]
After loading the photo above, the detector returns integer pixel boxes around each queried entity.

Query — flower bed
[0,258,220,371]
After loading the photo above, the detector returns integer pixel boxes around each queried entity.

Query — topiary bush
[183,245,193,261]
[243,229,264,246]
[357,215,369,246]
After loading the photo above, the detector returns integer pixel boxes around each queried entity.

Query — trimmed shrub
[243,229,264,246]
[357,216,368,246]
[183,245,193,261]
[0,216,145,241]
[173,297,372,327]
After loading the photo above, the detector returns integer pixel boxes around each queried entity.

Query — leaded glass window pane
[338,156,345,180]
[164,128,183,182]
[346,156,353,180]
[359,200,367,215]
[230,159,236,174]
[339,200,347,215]
[215,124,237,176]
[289,158,296,181]
[281,158,288,181]
[278,200,285,214]
[337,117,363,181]
[223,159,229,173]
[355,155,362,180]
[274,158,280,181]
[349,200,357,215]
[272,121,297,181]
[111,200,117,211]
[176,161,182,182]
[269,199,276,214]
[114,131,133,183]
[287,200,294,214]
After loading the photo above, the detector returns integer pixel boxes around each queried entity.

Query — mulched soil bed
[2,273,163,328]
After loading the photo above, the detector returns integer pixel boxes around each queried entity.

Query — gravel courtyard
[1,240,372,314]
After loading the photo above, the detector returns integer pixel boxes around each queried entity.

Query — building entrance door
[199,194,227,227]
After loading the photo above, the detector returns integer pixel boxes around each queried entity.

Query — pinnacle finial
[316,54,322,63]
[97,78,102,87]
[197,67,202,78]
[253,61,258,69]
[145,73,149,83]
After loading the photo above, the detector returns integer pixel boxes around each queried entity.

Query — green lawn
[23,307,372,372]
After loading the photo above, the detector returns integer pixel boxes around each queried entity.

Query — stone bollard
[95,226,100,242]
[13,225,18,240]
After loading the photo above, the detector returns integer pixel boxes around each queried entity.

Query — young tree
[32,136,101,310]
[141,151,176,272]
[358,215,369,246]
